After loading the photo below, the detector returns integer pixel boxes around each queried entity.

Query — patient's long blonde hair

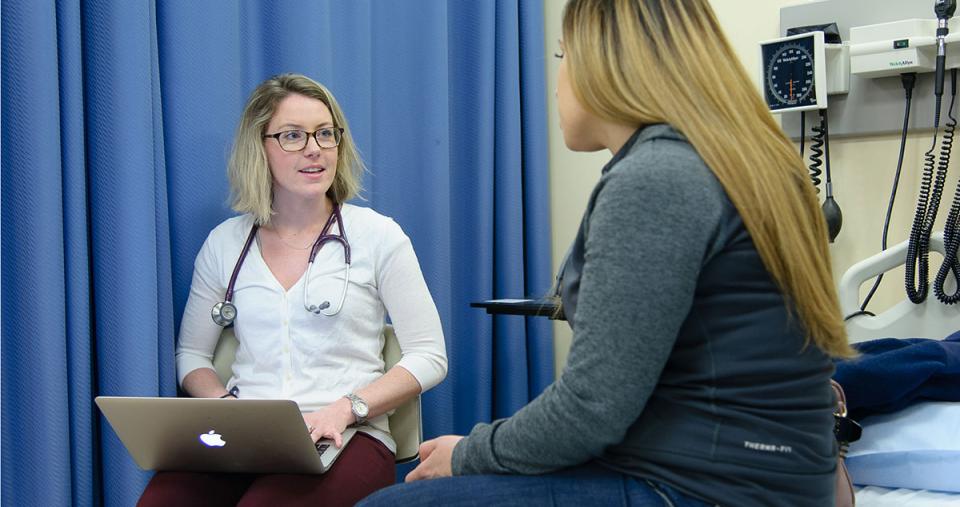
[562,0,854,357]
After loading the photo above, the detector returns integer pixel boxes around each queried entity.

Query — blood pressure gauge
[760,31,828,113]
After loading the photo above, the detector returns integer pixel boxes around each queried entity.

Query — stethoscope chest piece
[212,301,237,327]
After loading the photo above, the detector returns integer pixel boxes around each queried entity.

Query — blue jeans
[358,464,715,507]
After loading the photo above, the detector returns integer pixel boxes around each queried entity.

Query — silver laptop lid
[95,397,355,475]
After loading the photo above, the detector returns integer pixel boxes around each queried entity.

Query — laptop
[95,396,356,474]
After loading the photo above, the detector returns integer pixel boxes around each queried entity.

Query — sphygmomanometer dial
[763,37,817,111]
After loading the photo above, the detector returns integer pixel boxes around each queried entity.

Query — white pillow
[846,401,960,493]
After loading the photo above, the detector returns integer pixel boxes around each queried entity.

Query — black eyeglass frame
[262,127,345,152]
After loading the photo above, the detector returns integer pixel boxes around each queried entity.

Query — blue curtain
[1,1,553,505]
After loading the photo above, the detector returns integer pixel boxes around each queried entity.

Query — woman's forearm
[353,364,422,420]
[181,367,232,398]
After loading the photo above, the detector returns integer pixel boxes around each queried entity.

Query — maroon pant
[138,432,395,507]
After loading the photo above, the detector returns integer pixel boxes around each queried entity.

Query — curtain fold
[1,1,552,504]
[57,1,98,505]
[2,3,75,506]
[517,0,554,402]
[82,0,180,502]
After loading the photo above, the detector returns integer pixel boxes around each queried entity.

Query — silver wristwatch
[344,393,369,425]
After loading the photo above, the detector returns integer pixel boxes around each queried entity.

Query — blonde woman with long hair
[139,74,447,506]
[361,1,853,505]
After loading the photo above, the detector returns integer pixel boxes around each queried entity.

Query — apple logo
[199,430,226,447]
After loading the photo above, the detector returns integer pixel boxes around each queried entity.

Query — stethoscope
[211,203,352,327]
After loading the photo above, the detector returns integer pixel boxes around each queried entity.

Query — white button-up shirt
[176,204,447,452]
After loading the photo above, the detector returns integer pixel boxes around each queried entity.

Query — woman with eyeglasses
[138,73,447,506]
[359,1,854,506]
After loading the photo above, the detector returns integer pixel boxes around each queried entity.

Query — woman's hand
[303,397,355,447]
[405,435,464,482]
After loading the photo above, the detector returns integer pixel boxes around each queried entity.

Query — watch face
[353,400,369,417]
[348,394,369,418]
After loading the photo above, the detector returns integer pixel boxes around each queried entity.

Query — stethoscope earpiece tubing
[211,204,351,326]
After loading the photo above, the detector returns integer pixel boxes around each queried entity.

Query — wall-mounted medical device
[759,31,850,112]
[849,16,960,80]
[849,19,938,78]
[839,0,960,307]
[760,29,848,242]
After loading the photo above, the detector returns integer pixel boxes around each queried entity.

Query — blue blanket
[833,331,960,420]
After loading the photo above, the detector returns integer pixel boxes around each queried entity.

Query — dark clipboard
[470,297,565,320]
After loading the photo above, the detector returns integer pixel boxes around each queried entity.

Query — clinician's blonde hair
[562,0,853,357]
[228,73,365,225]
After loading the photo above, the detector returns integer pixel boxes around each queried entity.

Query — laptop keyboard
[315,441,330,456]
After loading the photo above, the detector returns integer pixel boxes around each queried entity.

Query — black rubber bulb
[822,197,843,243]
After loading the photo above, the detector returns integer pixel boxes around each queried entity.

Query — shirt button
[282,319,289,326]
[283,345,289,353]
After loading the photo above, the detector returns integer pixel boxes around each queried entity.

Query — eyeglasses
[263,127,344,152]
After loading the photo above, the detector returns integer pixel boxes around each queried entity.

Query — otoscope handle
[938,54,947,97]
[935,0,955,95]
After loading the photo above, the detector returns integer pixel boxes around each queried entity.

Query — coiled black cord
[935,69,960,303]
[859,73,917,312]
[905,76,949,303]
[901,0,957,304]
[928,77,956,236]
[818,109,843,242]
[799,112,822,192]
[808,112,825,194]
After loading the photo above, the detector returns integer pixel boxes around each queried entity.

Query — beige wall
[544,0,960,374]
